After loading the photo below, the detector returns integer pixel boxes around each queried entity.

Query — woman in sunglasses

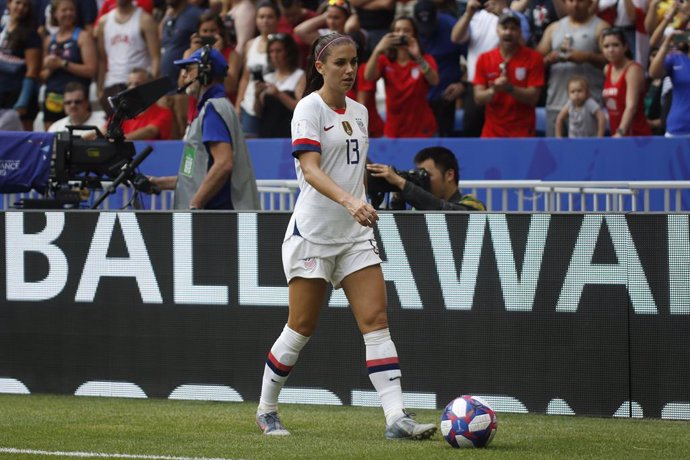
[601,27,651,136]
[294,0,351,47]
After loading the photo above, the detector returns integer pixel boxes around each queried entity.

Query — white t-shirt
[48,111,107,136]
[287,92,373,244]
[466,10,499,82]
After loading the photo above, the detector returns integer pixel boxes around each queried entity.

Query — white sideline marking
[0,448,241,460]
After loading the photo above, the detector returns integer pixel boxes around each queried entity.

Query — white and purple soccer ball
[440,395,497,448]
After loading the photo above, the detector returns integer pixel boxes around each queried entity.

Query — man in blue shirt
[413,0,466,137]
[151,47,259,210]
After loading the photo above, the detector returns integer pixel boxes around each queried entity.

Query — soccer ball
[440,395,497,448]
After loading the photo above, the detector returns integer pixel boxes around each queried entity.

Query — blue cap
[174,47,228,77]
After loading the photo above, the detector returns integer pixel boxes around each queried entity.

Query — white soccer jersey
[286,92,372,244]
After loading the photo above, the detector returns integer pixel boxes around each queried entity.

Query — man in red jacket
[473,11,544,138]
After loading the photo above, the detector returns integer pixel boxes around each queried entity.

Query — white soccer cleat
[384,411,437,440]
[256,411,290,436]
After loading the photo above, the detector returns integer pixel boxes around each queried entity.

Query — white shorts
[282,236,382,289]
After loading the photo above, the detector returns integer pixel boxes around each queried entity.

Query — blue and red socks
[258,325,310,414]
[364,327,405,426]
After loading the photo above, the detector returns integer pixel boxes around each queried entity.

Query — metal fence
[2,180,689,212]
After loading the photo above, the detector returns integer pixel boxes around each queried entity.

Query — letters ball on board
[440,395,497,448]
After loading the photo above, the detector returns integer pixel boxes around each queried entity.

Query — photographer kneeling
[367,146,485,211]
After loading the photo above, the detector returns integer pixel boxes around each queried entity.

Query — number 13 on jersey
[345,138,359,164]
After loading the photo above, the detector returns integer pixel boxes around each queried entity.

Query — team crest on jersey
[515,67,527,81]
[355,118,366,134]
[342,121,353,136]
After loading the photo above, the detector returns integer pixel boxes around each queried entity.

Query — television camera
[23,76,175,209]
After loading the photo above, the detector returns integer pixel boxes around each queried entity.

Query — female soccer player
[255,32,437,441]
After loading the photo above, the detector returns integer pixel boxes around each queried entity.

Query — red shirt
[347,64,384,138]
[375,53,438,138]
[602,62,652,136]
[473,45,544,138]
[277,10,318,69]
[123,103,174,140]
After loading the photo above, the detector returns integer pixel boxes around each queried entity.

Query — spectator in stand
[555,75,606,137]
[223,0,256,53]
[649,29,690,136]
[510,0,563,47]
[537,0,609,137]
[644,46,667,135]
[451,0,529,137]
[413,0,465,137]
[160,0,202,139]
[348,31,384,137]
[350,0,395,54]
[0,0,41,131]
[40,0,97,131]
[96,0,160,116]
[254,33,305,137]
[601,26,651,136]
[180,11,241,124]
[276,0,317,67]
[29,0,97,36]
[365,16,439,137]
[598,0,649,68]
[473,11,544,138]
[48,81,106,134]
[236,0,280,138]
[119,68,174,139]
[294,0,351,48]
[95,0,154,27]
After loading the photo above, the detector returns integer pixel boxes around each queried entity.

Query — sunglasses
[328,0,350,9]
[64,99,84,106]
[268,33,288,41]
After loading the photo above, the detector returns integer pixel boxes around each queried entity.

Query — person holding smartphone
[364,16,439,137]
[649,28,690,136]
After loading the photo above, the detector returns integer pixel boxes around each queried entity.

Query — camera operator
[150,47,259,210]
[367,146,485,211]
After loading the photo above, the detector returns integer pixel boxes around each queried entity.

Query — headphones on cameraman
[198,45,212,86]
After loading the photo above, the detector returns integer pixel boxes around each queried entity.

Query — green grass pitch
[0,394,689,459]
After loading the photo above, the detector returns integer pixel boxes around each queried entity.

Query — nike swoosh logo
[389,376,401,381]
[271,379,280,383]
[324,125,334,131]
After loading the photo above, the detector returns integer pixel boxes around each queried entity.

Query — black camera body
[251,67,264,82]
[367,167,430,209]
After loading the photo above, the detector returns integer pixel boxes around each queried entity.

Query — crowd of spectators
[1,0,689,139]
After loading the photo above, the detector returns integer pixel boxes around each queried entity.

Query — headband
[315,36,355,62]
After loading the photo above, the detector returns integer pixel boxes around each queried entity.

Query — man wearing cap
[473,11,544,137]
[413,0,465,137]
[150,47,260,210]
[451,0,530,137]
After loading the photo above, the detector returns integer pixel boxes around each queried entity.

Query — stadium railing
[2,180,689,212]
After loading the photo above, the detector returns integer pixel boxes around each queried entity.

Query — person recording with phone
[649,27,690,136]
[149,47,260,210]
[367,147,485,211]
[254,33,306,138]
[364,16,439,138]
